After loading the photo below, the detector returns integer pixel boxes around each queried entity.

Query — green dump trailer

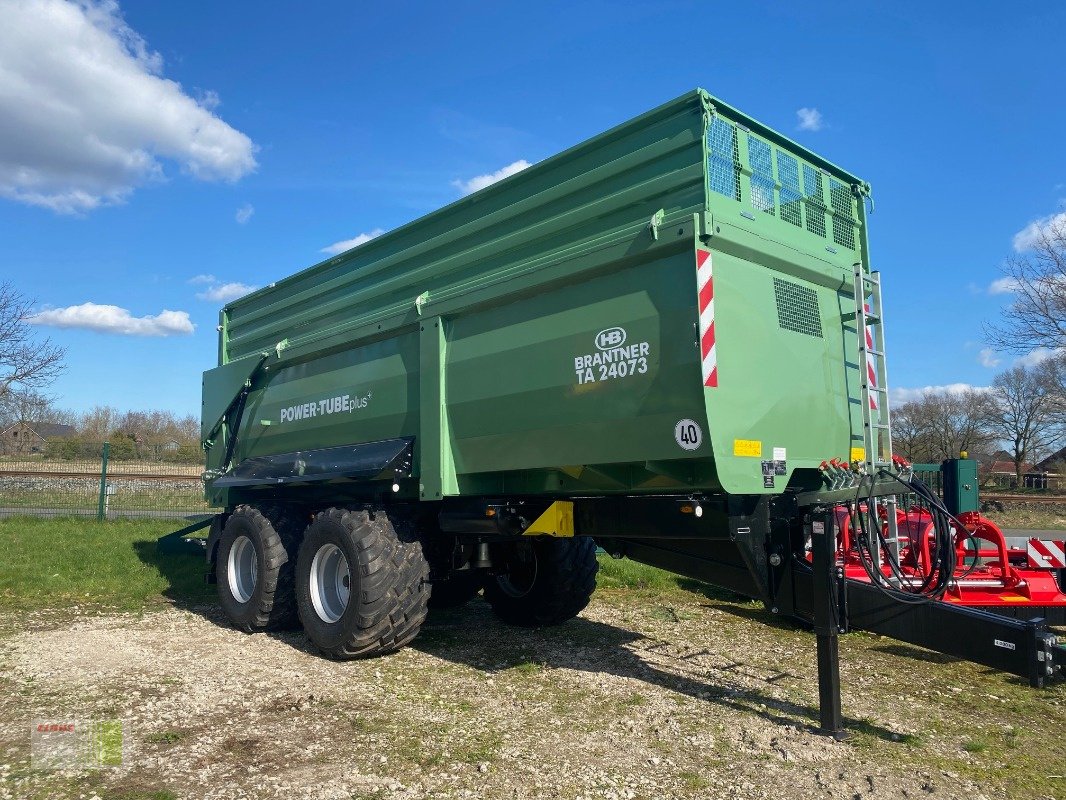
[198,89,1060,731]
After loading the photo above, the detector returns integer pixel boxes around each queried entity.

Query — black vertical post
[810,508,845,738]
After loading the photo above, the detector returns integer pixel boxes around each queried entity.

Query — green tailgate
[203,89,871,505]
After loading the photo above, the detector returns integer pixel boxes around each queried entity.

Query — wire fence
[983,472,1066,492]
[0,442,211,520]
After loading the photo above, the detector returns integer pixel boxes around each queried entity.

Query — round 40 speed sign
[674,418,703,451]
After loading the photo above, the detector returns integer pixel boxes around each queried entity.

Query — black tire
[295,507,430,659]
[255,502,309,628]
[215,505,300,632]
[429,571,484,609]
[483,536,598,627]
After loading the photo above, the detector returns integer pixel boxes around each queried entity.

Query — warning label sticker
[761,460,775,489]
[733,439,762,458]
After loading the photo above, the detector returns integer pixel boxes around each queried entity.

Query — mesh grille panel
[777,151,802,228]
[803,164,826,238]
[748,135,775,215]
[773,277,823,338]
[707,117,741,201]
[703,111,862,254]
[830,178,856,250]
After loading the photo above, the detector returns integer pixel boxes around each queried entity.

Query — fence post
[96,441,110,521]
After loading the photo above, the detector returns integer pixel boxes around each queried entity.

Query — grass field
[0,517,211,614]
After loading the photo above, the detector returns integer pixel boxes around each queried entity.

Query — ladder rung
[842,312,881,323]
[860,347,884,357]
[869,423,890,429]
[870,386,888,393]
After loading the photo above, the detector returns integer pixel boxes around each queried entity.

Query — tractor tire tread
[299,507,430,660]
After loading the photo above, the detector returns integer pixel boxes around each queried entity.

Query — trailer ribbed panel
[224,94,709,362]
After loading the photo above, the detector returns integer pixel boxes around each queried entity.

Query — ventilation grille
[773,277,823,338]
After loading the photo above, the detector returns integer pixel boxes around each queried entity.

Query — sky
[1,0,1064,417]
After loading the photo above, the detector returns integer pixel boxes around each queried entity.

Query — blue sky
[2,0,1064,416]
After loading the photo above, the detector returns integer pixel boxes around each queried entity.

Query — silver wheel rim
[309,543,351,623]
[227,535,257,604]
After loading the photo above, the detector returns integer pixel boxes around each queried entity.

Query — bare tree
[892,389,994,463]
[986,214,1066,353]
[74,405,200,446]
[176,414,199,441]
[0,282,65,404]
[1041,351,1066,425]
[77,405,121,439]
[982,361,1062,485]
[0,391,72,428]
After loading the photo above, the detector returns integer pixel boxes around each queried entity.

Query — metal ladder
[852,265,900,568]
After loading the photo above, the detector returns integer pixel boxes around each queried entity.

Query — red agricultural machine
[823,459,1066,624]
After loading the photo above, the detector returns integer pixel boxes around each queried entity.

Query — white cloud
[321,228,385,256]
[196,88,220,111]
[988,276,1020,295]
[1012,210,1066,251]
[978,348,1002,368]
[188,274,258,302]
[452,159,531,196]
[235,203,254,224]
[796,107,824,132]
[27,302,194,336]
[0,0,257,213]
[891,383,989,405]
[195,281,258,303]
[1014,347,1063,368]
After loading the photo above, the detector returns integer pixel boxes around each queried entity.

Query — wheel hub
[227,535,258,604]
[309,543,351,623]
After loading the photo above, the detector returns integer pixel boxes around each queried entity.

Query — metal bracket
[647,209,665,241]
[853,181,874,213]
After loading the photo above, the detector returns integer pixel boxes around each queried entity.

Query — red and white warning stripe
[1027,539,1066,569]
[864,303,878,410]
[696,249,717,388]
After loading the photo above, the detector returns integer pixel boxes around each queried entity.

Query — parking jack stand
[810,508,846,738]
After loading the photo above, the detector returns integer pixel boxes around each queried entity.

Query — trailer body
[203,89,871,508]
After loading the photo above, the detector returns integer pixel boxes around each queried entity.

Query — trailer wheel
[295,507,430,659]
[429,571,484,609]
[484,536,598,627]
[215,505,299,632]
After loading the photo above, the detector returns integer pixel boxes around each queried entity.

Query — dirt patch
[0,596,1062,800]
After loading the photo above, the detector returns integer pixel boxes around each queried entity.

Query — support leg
[816,633,843,736]
[810,509,846,738]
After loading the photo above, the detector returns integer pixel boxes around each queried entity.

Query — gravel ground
[0,594,1062,800]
